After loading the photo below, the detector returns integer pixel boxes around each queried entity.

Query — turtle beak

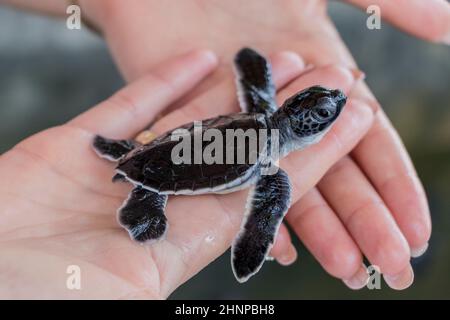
[332,89,347,118]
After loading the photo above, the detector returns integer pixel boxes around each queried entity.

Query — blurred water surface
[0,3,449,299]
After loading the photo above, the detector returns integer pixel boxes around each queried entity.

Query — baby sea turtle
[93,48,347,282]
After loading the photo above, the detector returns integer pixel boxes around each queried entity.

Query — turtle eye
[317,108,330,118]
[313,107,333,122]
[311,106,334,122]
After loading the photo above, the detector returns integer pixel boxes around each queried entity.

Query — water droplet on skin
[205,235,215,243]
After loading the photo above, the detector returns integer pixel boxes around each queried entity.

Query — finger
[152,63,363,136]
[287,188,366,286]
[153,62,369,294]
[311,26,432,260]
[278,66,372,203]
[149,52,306,295]
[69,50,218,138]
[166,51,308,115]
[344,0,450,44]
[152,66,362,204]
[350,82,431,256]
[153,64,373,201]
[151,51,305,134]
[273,65,373,288]
[302,11,429,288]
[318,156,413,289]
[155,66,373,296]
[260,65,373,281]
[383,264,415,290]
[219,71,373,279]
[269,223,298,266]
[276,64,364,104]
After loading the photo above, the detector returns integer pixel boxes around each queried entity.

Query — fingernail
[342,264,369,290]
[347,101,376,139]
[350,68,366,81]
[277,244,297,266]
[411,242,429,258]
[195,49,219,65]
[383,265,414,290]
[277,51,305,68]
[135,130,158,145]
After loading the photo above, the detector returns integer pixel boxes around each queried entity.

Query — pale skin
[0,50,364,298]
[1,0,448,297]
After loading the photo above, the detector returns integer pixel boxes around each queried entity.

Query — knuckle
[108,90,139,118]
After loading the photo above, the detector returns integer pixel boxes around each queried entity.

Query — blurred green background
[0,3,449,299]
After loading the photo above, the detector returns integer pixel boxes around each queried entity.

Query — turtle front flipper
[93,135,138,162]
[234,48,277,116]
[231,167,291,283]
[118,186,168,243]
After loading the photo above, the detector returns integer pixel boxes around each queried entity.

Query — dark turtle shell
[117,113,269,194]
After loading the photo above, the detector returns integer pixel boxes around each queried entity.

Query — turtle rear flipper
[92,135,138,162]
[234,48,277,116]
[118,187,168,243]
[232,167,291,283]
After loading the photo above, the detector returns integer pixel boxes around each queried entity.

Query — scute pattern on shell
[117,113,269,194]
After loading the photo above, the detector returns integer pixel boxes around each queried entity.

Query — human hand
[0,50,219,299]
[77,0,445,289]
[0,47,375,298]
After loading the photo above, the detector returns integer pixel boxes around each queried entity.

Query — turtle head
[280,85,346,148]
